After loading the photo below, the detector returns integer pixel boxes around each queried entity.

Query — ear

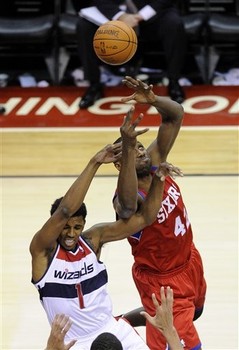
[114,161,121,171]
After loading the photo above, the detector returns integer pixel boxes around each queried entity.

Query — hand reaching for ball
[121,76,157,104]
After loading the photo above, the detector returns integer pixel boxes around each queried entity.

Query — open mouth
[65,239,75,247]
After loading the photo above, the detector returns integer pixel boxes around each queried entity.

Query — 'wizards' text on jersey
[32,236,113,340]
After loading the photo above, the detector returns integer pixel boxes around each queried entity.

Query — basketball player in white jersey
[30,107,182,350]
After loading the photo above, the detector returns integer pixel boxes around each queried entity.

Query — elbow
[117,202,137,219]
[143,213,156,227]
[118,206,137,219]
[119,208,137,219]
[145,217,155,227]
[170,102,184,122]
[59,205,71,219]
[178,104,184,120]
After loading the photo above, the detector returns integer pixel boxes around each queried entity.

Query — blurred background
[0,0,238,88]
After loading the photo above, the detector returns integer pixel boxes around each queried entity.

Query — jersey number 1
[76,283,85,308]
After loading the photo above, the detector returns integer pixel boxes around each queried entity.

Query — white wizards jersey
[33,236,113,342]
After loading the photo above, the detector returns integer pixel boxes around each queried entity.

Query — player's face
[135,142,151,177]
[58,216,85,251]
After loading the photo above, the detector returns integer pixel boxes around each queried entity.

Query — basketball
[93,20,138,66]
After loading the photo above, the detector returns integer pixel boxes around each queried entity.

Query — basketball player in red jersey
[113,76,206,350]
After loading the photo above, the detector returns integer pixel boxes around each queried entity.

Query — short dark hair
[50,197,87,220]
[90,332,123,350]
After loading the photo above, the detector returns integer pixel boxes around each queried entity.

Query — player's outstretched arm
[121,76,183,118]
[141,287,183,350]
[139,162,183,223]
[45,314,76,350]
[85,162,183,244]
[30,143,121,281]
[121,76,184,165]
[114,105,149,218]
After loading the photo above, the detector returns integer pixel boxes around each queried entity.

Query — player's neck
[138,174,152,192]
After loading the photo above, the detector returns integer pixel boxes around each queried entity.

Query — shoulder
[81,227,102,255]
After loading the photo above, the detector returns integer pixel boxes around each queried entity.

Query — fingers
[104,143,122,162]
[124,105,135,123]
[122,76,152,90]
[140,310,152,323]
[62,318,72,333]
[131,112,143,126]
[57,314,72,334]
[151,292,160,309]
[121,110,142,129]
[136,127,149,136]
[136,79,152,91]
[156,162,183,180]
[170,166,183,178]
[121,93,136,102]
[166,286,174,308]
[105,143,121,154]
[120,107,146,139]
[122,76,138,88]
[160,286,173,306]
[160,286,166,304]
[66,339,77,350]
[113,151,122,161]
[111,143,122,152]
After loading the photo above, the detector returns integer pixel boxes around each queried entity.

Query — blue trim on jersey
[151,165,158,172]
[168,342,201,350]
[130,231,142,240]
[39,269,108,299]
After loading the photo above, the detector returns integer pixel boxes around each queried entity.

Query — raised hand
[141,287,174,333]
[140,287,183,350]
[120,106,149,148]
[46,314,76,350]
[155,162,183,181]
[121,76,157,104]
[94,143,122,164]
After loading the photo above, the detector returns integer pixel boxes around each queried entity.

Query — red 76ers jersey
[128,175,193,272]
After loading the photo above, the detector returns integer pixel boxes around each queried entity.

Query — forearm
[116,146,137,218]
[147,96,184,165]
[61,156,100,216]
[140,171,164,225]
[151,96,184,122]
[141,163,182,224]
[162,327,183,350]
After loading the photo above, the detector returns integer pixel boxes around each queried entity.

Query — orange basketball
[93,20,138,66]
